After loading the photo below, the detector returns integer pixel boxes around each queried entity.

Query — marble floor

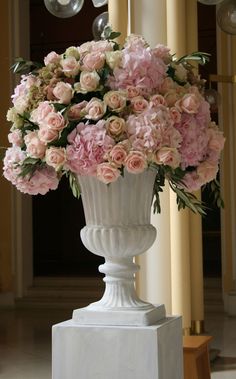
[0,306,235,378]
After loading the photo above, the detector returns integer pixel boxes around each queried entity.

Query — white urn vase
[73,169,166,326]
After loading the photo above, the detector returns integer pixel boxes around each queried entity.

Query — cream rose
[67,101,88,121]
[106,116,126,138]
[105,50,122,70]
[79,70,100,92]
[104,91,127,112]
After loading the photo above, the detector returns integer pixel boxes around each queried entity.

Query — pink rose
[53,82,73,104]
[31,101,54,124]
[208,128,225,152]
[44,51,61,66]
[85,98,106,120]
[67,101,88,121]
[78,71,100,92]
[131,96,149,114]
[176,93,201,114]
[126,86,140,99]
[38,126,59,143]
[92,40,114,53]
[125,151,147,174]
[169,107,181,123]
[24,131,46,159]
[8,130,22,146]
[97,163,121,184]
[60,56,80,77]
[82,52,105,71]
[43,111,66,131]
[150,94,166,108]
[106,116,126,138]
[159,77,175,95]
[164,90,179,107]
[155,147,181,169]
[197,160,218,184]
[108,144,128,166]
[104,91,127,112]
[45,147,66,171]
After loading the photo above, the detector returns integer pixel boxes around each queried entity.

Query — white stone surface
[52,316,183,379]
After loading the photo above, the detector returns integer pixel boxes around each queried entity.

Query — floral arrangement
[2,29,225,214]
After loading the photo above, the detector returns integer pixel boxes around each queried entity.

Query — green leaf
[68,173,81,199]
[10,58,43,75]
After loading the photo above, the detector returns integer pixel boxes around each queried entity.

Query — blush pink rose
[197,160,218,184]
[150,94,166,108]
[8,129,23,146]
[84,98,106,120]
[108,144,128,166]
[67,101,88,120]
[60,56,80,77]
[45,147,66,171]
[125,151,147,174]
[155,147,181,169]
[82,52,105,71]
[97,163,121,184]
[24,131,46,159]
[131,96,149,114]
[53,82,73,104]
[169,107,182,123]
[208,128,225,152]
[79,71,100,92]
[43,111,66,131]
[164,90,180,107]
[126,86,140,99]
[44,51,61,66]
[176,93,201,114]
[31,101,54,125]
[38,126,59,143]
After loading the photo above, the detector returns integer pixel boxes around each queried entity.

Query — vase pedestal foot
[72,303,166,326]
[52,316,183,379]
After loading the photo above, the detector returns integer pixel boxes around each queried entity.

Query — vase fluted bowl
[73,169,166,326]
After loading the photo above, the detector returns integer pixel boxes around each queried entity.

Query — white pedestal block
[52,316,183,379]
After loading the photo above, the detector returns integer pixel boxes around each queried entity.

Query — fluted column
[130,0,172,314]
[108,0,128,45]
[167,0,192,334]
[0,1,13,304]
[217,23,236,314]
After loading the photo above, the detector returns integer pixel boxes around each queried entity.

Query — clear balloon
[204,88,221,113]
[92,12,108,40]
[44,0,84,18]
[91,0,108,7]
[198,0,224,4]
[217,0,236,35]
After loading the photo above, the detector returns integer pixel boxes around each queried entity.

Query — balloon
[92,12,108,40]
[217,0,236,35]
[44,0,84,18]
